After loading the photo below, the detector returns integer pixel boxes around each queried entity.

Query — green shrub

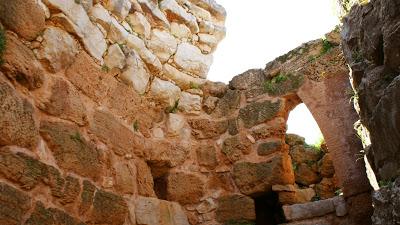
[133,120,139,132]
[320,38,334,55]
[166,99,180,113]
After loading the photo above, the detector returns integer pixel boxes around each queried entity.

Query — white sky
[208,0,339,144]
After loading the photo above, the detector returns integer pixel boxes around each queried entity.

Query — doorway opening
[253,192,285,225]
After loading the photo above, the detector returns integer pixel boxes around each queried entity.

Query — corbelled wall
[0,0,376,224]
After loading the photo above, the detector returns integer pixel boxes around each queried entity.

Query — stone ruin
[2,0,400,224]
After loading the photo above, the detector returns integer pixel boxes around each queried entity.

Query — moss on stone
[0,28,5,64]
[239,100,281,128]
[264,73,304,96]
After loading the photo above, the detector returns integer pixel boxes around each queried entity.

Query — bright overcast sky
[208,0,339,144]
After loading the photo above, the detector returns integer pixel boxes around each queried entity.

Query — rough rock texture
[371,177,400,225]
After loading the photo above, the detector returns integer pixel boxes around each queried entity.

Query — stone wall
[342,0,400,224]
[0,0,374,224]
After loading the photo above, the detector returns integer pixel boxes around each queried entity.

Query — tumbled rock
[104,0,131,20]
[295,163,321,186]
[37,76,87,126]
[188,118,228,139]
[196,142,218,169]
[150,77,181,107]
[160,0,199,33]
[40,120,104,180]
[171,22,192,39]
[315,178,336,200]
[162,64,206,90]
[0,76,39,149]
[233,155,294,196]
[44,0,107,61]
[257,140,283,156]
[26,202,85,225]
[174,43,213,78]
[2,33,44,89]
[318,153,335,178]
[147,29,178,63]
[104,43,126,70]
[286,133,306,146]
[0,0,45,40]
[178,92,202,115]
[127,12,151,39]
[239,99,282,128]
[134,196,190,225]
[37,27,79,72]
[0,182,31,225]
[138,0,170,28]
[290,145,321,164]
[90,190,128,225]
[121,51,151,94]
[166,172,205,204]
[89,109,144,156]
[216,194,255,224]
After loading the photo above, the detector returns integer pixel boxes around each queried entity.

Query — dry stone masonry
[0,0,395,224]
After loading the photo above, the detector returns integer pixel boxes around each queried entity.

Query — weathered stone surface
[65,52,113,102]
[0,147,47,190]
[315,178,336,200]
[136,159,156,197]
[113,161,136,194]
[107,16,130,43]
[147,29,177,63]
[90,109,144,156]
[199,20,226,41]
[79,180,96,215]
[104,44,126,70]
[318,153,335,178]
[0,182,31,225]
[229,69,266,90]
[222,134,252,163]
[166,172,205,204]
[212,89,241,118]
[174,43,213,78]
[44,0,107,61]
[290,145,321,164]
[89,3,112,31]
[283,198,335,221]
[138,0,170,29]
[40,120,103,180]
[239,99,282,128]
[232,155,294,196]
[286,133,305,146]
[202,81,227,98]
[147,140,190,178]
[121,51,151,95]
[91,190,128,225]
[127,12,151,39]
[150,77,181,107]
[0,0,45,40]
[1,33,44,89]
[26,202,85,225]
[188,118,228,139]
[203,96,219,114]
[162,64,206,90]
[295,163,321,186]
[135,196,190,225]
[166,113,186,137]
[37,27,79,72]
[278,188,316,205]
[216,194,255,224]
[37,77,87,126]
[257,140,283,156]
[0,76,39,149]
[372,177,400,225]
[196,143,218,169]
[178,92,202,115]
[190,0,226,22]
[160,0,199,33]
[171,22,192,39]
[104,0,131,20]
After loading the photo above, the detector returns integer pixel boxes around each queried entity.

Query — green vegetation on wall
[264,73,304,96]
[0,28,6,64]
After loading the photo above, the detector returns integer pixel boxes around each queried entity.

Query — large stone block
[0,182,31,225]
[216,194,255,224]
[25,202,85,225]
[40,120,104,180]
[91,190,128,225]
[174,43,212,78]
[166,172,205,204]
[0,76,40,149]
[0,0,45,40]
[233,154,294,196]
[239,99,282,128]
[188,118,228,139]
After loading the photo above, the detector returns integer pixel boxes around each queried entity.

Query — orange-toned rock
[26,202,85,225]
[222,134,252,162]
[166,172,205,204]
[0,182,32,225]
[188,118,228,139]
[136,159,156,197]
[0,76,40,149]
[196,142,218,169]
[90,189,128,225]
[295,163,321,186]
[215,194,255,224]
[315,178,337,200]
[0,0,45,40]
[40,120,104,181]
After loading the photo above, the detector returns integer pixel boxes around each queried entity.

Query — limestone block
[171,22,192,39]
[150,78,181,106]
[137,0,170,29]
[89,4,112,31]
[283,198,335,221]
[147,29,178,63]
[162,64,206,90]
[104,43,126,69]
[166,172,205,204]
[121,51,151,94]
[160,0,199,33]
[174,43,213,78]
[178,92,202,115]
[104,0,131,20]
[166,113,186,137]
[126,12,151,39]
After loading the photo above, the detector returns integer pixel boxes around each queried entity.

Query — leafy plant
[0,28,6,65]
[264,73,303,96]
[320,38,334,55]
[352,50,363,63]
[166,99,180,113]
[379,179,394,188]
